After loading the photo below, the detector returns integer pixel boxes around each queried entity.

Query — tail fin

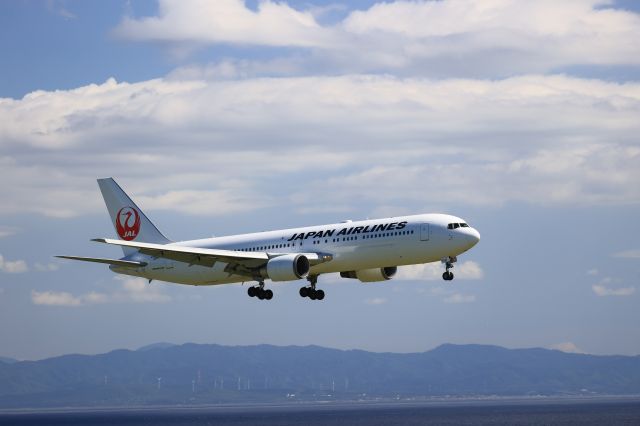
[97,178,170,255]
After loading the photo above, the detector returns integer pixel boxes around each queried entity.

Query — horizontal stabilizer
[55,255,147,268]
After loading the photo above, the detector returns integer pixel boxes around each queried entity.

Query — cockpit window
[448,222,470,229]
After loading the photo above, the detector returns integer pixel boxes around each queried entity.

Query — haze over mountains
[1,343,639,408]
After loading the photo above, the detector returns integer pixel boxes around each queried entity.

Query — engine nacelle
[265,254,310,281]
[340,266,397,283]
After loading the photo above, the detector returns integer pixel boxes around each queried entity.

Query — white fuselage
[111,213,480,285]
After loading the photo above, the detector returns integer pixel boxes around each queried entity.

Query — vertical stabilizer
[97,178,170,255]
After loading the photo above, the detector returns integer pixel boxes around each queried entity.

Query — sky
[0,0,639,360]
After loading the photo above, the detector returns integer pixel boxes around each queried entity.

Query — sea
[1,399,639,425]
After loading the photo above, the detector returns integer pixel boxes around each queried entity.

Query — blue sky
[0,0,639,360]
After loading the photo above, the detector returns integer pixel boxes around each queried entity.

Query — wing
[91,239,332,277]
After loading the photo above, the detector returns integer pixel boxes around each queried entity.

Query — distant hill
[136,342,176,352]
[0,343,639,408]
[0,357,17,365]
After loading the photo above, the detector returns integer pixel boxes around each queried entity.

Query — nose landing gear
[299,275,325,301]
[247,281,273,300]
[442,256,457,281]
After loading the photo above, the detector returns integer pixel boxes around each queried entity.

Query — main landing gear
[442,256,457,281]
[248,281,273,300]
[299,275,324,301]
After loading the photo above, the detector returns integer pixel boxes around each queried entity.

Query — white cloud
[31,289,114,307]
[364,297,387,305]
[0,254,28,273]
[550,342,584,354]
[82,291,110,304]
[114,0,334,48]
[427,286,450,296]
[0,226,19,238]
[592,284,635,297]
[586,269,599,276]
[1,74,639,219]
[137,188,271,216]
[114,0,640,77]
[415,285,477,304]
[592,277,635,297]
[397,261,483,281]
[115,277,172,303]
[34,263,59,272]
[456,261,484,280]
[46,0,77,19]
[443,293,476,304]
[31,290,82,307]
[31,277,171,307]
[398,263,442,280]
[612,249,640,259]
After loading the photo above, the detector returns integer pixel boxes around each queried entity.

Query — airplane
[58,178,480,301]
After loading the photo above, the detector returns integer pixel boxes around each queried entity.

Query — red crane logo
[116,207,141,241]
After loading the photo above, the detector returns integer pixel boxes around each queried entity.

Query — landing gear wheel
[303,275,324,301]
[441,256,457,282]
[248,280,273,301]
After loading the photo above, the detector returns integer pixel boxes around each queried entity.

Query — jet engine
[340,266,397,283]
[265,254,310,281]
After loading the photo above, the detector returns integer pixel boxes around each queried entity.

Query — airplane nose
[467,228,480,246]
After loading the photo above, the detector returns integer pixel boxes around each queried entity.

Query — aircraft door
[420,223,430,241]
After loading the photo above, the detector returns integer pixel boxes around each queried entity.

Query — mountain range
[1,343,639,408]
